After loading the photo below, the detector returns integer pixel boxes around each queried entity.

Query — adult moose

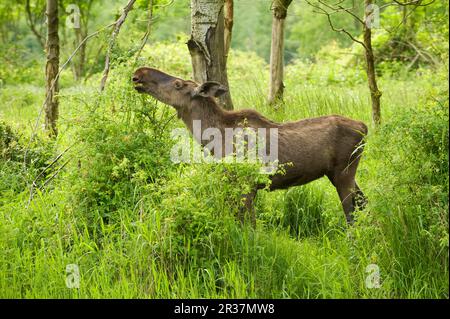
[132,67,368,226]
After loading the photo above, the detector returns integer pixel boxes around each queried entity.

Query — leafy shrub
[0,121,54,203]
[373,2,449,69]
[150,159,270,267]
[0,44,44,87]
[353,69,449,296]
[65,64,176,229]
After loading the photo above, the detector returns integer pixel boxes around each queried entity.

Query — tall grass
[0,56,448,298]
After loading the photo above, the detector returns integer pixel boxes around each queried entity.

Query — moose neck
[178,97,226,137]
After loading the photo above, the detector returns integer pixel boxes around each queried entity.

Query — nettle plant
[66,65,176,225]
[152,159,271,263]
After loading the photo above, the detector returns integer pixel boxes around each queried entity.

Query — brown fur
[133,67,368,225]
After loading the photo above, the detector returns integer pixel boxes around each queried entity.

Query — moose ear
[173,79,185,90]
[191,81,228,98]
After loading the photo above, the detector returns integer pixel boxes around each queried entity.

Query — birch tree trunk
[45,0,59,136]
[363,0,381,126]
[188,0,233,109]
[268,0,292,105]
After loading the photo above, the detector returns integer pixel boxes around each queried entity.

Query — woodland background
[0,0,448,298]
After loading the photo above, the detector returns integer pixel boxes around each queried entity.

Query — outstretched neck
[178,97,226,135]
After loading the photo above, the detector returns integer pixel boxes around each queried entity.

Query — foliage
[0,44,44,87]
[286,0,362,61]
[0,121,54,204]
[285,41,367,86]
[63,64,176,231]
[0,0,448,299]
[373,1,449,68]
[352,71,449,296]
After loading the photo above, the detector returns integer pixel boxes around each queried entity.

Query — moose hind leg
[336,179,357,224]
[328,167,358,224]
[352,182,367,211]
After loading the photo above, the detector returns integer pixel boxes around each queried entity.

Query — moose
[132,67,368,226]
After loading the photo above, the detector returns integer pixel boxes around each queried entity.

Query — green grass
[0,61,448,299]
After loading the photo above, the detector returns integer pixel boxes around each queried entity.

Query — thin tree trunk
[73,0,92,81]
[73,27,86,80]
[269,15,285,104]
[268,0,292,105]
[188,0,233,109]
[363,0,381,126]
[45,0,59,136]
[224,0,233,61]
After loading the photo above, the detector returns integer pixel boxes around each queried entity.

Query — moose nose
[132,76,139,83]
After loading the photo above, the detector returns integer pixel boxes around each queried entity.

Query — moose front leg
[238,188,258,228]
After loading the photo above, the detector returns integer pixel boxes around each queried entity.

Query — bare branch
[318,0,364,25]
[392,0,436,7]
[135,0,154,63]
[40,159,70,189]
[25,22,116,165]
[305,0,367,49]
[100,0,137,91]
[27,146,72,206]
[134,0,175,63]
[392,39,440,66]
[25,0,45,48]
[383,0,435,34]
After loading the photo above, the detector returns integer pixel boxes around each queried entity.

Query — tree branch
[25,0,45,48]
[25,22,116,165]
[100,0,137,91]
[318,0,364,25]
[135,0,154,63]
[27,146,72,207]
[392,0,436,7]
[305,0,367,50]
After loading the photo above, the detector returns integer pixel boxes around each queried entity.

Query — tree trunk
[268,0,292,105]
[224,0,233,60]
[72,1,92,81]
[73,27,87,80]
[188,0,233,109]
[45,0,59,136]
[363,0,381,126]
